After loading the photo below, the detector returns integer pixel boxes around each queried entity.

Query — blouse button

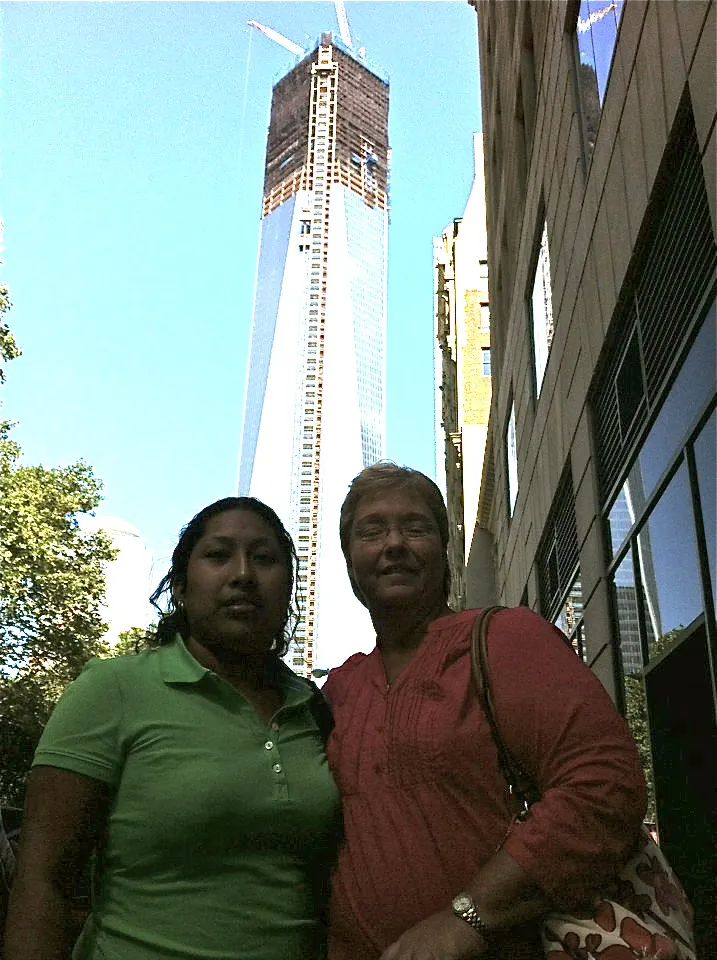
[264,741,274,750]
[271,722,279,731]
[273,763,282,774]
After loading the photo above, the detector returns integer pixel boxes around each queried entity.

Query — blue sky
[0,0,481,570]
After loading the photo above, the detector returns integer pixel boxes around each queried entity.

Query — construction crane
[333,0,353,49]
[247,20,305,57]
[249,3,354,58]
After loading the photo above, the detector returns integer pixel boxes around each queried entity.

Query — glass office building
[239,36,389,675]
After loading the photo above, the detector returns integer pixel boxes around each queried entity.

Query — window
[575,0,625,159]
[616,330,644,441]
[480,302,491,330]
[481,347,491,377]
[605,301,716,666]
[554,574,586,662]
[530,220,554,395]
[537,465,584,658]
[506,400,518,516]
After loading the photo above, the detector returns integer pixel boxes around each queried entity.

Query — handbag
[470,607,697,960]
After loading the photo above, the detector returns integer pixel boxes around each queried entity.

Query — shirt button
[273,763,282,774]
[271,722,279,731]
[264,741,274,750]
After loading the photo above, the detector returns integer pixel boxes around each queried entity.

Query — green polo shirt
[33,638,340,960]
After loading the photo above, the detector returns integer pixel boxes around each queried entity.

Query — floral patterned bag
[471,608,697,960]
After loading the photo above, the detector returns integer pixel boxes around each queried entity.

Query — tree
[112,625,155,656]
[624,673,656,822]
[0,281,20,386]
[623,629,682,824]
[0,292,115,807]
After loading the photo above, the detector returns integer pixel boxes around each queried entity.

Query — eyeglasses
[353,519,438,543]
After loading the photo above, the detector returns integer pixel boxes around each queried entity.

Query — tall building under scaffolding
[238,34,389,675]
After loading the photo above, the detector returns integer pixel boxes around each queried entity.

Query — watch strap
[451,893,493,939]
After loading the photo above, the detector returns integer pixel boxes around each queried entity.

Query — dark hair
[149,497,300,657]
[339,461,451,605]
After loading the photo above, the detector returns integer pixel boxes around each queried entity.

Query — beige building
[434,134,493,610]
[469,1,715,951]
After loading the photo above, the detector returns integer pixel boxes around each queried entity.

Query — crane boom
[247,20,305,57]
[333,0,353,49]
[576,3,617,33]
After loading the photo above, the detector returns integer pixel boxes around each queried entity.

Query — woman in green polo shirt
[5,497,341,960]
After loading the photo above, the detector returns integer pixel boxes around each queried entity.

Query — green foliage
[0,300,113,807]
[0,281,20,385]
[622,629,682,825]
[624,675,656,822]
[110,625,156,657]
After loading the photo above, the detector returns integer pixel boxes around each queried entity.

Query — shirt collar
[158,635,314,705]
[158,636,211,684]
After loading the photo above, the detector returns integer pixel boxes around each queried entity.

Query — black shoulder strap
[470,606,540,819]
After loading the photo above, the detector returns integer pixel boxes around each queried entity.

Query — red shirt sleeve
[489,607,647,906]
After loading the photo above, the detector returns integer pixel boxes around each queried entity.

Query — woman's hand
[379,908,486,960]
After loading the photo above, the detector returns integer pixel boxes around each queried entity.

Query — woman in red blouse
[323,463,646,960]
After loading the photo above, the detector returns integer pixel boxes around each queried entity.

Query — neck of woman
[371,601,453,658]
[186,636,275,692]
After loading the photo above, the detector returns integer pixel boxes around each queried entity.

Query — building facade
[434,134,493,611]
[80,515,155,646]
[238,36,389,675]
[471,0,715,950]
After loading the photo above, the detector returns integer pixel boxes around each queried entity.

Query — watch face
[452,893,473,914]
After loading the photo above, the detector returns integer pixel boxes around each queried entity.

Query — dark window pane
[693,408,716,607]
[638,464,703,657]
[612,552,642,676]
[616,329,644,440]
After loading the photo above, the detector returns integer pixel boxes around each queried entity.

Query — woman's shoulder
[70,646,160,693]
[323,651,373,702]
[328,650,372,678]
[437,605,567,641]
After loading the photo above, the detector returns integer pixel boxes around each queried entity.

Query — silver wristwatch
[451,892,493,939]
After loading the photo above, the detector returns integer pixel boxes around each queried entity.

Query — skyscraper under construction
[238,34,389,675]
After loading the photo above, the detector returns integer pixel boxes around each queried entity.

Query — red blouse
[323,607,646,959]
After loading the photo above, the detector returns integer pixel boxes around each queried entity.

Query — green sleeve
[32,657,124,786]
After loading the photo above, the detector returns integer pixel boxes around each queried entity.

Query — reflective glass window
[612,551,642,676]
[506,402,518,516]
[553,572,586,661]
[607,486,637,560]
[575,0,625,157]
[636,305,716,498]
[607,305,716,558]
[637,464,702,657]
[693,408,716,606]
[576,0,624,103]
[530,221,553,395]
